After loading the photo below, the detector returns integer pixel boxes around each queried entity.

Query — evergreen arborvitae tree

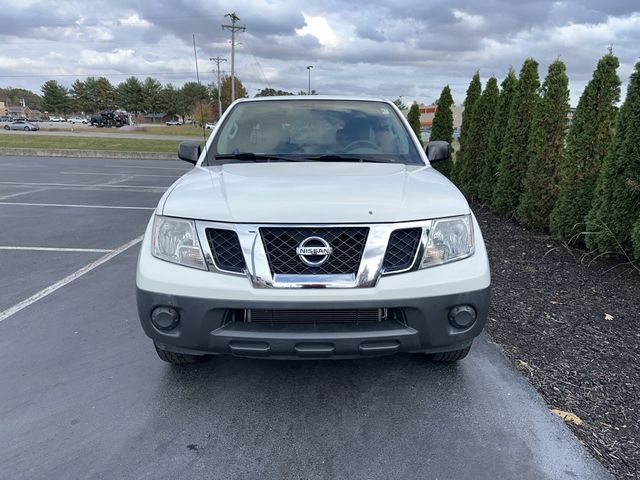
[517,59,570,230]
[492,59,540,216]
[407,102,422,141]
[633,218,640,260]
[586,62,640,258]
[457,77,500,198]
[478,68,518,204]
[451,72,481,184]
[430,85,454,177]
[549,53,621,242]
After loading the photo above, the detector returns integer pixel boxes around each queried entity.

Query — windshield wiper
[303,155,395,163]
[212,153,306,162]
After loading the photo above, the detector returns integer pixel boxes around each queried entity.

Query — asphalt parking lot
[0,155,610,480]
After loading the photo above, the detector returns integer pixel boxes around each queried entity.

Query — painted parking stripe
[0,188,49,201]
[0,202,155,210]
[0,236,143,323]
[61,171,180,178]
[101,164,189,171]
[0,181,165,190]
[0,246,113,253]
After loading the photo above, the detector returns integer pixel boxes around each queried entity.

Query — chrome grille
[382,228,422,273]
[260,227,369,275]
[206,228,246,273]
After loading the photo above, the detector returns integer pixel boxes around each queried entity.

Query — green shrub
[549,53,621,242]
[457,77,500,198]
[451,72,481,184]
[407,102,422,142]
[478,69,518,205]
[517,59,570,230]
[430,85,454,177]
[492,59,540,217]
[586,62,640,257]
[632,217,640,260]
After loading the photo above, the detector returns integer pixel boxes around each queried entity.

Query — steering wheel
[342,139,379,153]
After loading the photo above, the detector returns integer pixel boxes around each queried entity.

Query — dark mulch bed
[472,202,639,479]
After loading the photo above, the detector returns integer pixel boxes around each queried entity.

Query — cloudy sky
[1,0,638,106]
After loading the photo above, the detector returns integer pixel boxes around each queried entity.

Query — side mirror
[425,141,451,163]
[178,141,201,165]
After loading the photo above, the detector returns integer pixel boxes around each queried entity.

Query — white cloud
[295,13,342,48]
[452,9,485,29]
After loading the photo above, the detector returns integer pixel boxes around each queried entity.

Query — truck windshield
[208,99,423,165]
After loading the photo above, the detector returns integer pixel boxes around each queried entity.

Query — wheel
[24,126,30,131]
[3,125,9,130]
[428,345,471,362]
[154,342,202,365]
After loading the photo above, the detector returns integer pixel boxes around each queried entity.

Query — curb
[0,147,177,160]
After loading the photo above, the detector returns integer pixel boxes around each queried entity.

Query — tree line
[429,53,640,262]
[37,75,248,121]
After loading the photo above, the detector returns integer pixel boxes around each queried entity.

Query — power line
[239,32,271,89]
[0,71,198,79]
[4,12,228,28]
[221,12,245,102]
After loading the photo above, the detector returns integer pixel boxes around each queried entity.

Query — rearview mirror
[178,141,201,165]
[425,141,451,163]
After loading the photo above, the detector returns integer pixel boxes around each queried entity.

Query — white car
[136,96,491,364]
[49,116,62,122]
[205,122,217,129]
[70,117,88,124]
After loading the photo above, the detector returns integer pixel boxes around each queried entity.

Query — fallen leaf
[604,313,614,321]
[551,408,584,426]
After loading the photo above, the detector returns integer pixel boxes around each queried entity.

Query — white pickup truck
[136,97,491,364]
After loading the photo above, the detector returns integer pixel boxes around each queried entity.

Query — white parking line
[0,201,155,210]
[61,171,180,178]
[0,236,143,323]
[0,246,113,253]
[101,164,189,171]
[0,188,49,201]
[0,181,165,190]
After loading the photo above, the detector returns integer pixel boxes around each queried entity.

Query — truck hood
[160,162,469,223]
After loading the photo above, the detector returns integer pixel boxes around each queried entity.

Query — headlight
[151,216,207,270]
[421,214,474,268]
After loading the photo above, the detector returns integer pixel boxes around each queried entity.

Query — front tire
[428,345,471,362]
[154,342,202,365]
[24,127,30,131]
[3,125,9,130]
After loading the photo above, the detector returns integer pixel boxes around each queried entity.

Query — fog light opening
[448,305,477,329]
[151,306,180,331]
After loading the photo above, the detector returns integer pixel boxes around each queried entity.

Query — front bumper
[136,213,491,359]
[137,287,490,359]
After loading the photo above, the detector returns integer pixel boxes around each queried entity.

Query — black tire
[428,345,471,362]
[4,125,9,130]
[154,342,202,365]
[24,126,30,131]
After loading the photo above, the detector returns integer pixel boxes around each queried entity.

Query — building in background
[0,101,5,116]
[412,103,464,142]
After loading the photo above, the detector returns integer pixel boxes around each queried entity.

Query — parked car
[89,110,129,128]
[70,116,88,124]
[205,122,217,129]
[49,116,62,122]
[0,115,13,123]
[136,96,491,364]
[166,119,183,126]
[4,119,40,131]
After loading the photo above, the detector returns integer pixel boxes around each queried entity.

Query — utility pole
[306,65,313,95]
[222,13,245,103]
[210,56,227,118]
